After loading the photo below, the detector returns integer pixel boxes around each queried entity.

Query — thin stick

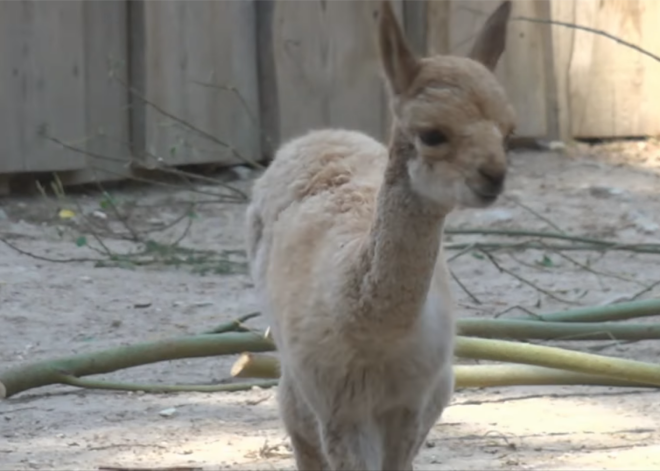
[479,248,579,304]
[445,228,650,248]
[190,80,274,149]
[60,375,277,394]
[631,279,660,301]
[449,267,482,304]
[0,236,102,264]
[112,75,262,169]
[504,195,565,234]
[203,312,262,334]
[43,134,247,202]
[444,241,660,255]
[513,16,660,64]
[542,243,647,288]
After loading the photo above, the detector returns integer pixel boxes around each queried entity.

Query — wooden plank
[403,0,428,57]
[427,0,552,139]
[0,1,87,174]
[549,0,577,142]
[260,0,404,148]
[425,0,450,55]
[566,0,660,138]
[133,0,261,167]
[535,0,561,142]
[63,0,132,186]
[256,0,279,160]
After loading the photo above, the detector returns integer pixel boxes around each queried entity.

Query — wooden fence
[0,0,659,188]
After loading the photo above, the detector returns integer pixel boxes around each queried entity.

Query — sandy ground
[1,141,660,470]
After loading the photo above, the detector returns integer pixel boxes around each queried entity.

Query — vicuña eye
[419,129,448,147]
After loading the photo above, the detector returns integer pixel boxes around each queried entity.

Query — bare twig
[504,195,565,234]
[450,268,482,304]
[111,75,263,169]
[0,236,102,264]
[630,278,660,301]
[478,249,579,305]
[59,374,278,394]
[190,79,274,149]
[447,242,477,263]
[542,242,647,288]
[42,133,246,203]
[93,185,141,243]
[445,228,646,248]
[513,16,660,64]
[203,312,262,334]
[86,164,239,200]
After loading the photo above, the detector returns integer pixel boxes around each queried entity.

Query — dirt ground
[1,140,660,470]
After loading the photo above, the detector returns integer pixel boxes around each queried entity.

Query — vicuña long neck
[352,128,448,334]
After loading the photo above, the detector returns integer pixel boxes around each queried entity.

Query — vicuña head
[379,0,516,210]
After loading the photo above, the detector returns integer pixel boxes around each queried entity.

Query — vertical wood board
[0,1,87,174]
[260,0,404,150]
[135,0,261,167]
[548,0,576,142]
[64,0,132,185]
[566,0,660,138]
[425,0,450,56]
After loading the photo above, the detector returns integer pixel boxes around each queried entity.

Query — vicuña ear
[378,0,419,95]
[468,0,512,72]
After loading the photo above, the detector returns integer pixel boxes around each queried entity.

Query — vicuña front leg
[321,417,382,470]
[379,407,422,471]
[278,374,328,470]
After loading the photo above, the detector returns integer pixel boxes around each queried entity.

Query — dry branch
[513,16,660,64]
[58,375,277,394]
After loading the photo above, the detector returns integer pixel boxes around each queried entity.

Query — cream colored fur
[245,2,516,470]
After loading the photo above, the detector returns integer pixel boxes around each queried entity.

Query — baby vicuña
[246,1,515,469]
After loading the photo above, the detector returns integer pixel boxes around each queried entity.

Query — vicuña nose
[478,164,506,192]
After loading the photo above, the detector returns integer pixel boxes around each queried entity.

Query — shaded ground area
[1,142,660,470]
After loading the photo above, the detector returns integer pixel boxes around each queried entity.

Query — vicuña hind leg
[278,373,327,470]
[321,416,382,470]
[379,407,422,471]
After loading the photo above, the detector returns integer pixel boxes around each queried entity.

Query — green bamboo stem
[455,336,660,386]
[517,299,660,323]
[0,332,274,399]
[458,318,660,340]
[453,364,653,388]
[229,353,655,389]
[4,327,660,399]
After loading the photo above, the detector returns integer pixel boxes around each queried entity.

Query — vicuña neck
[353,127,448,334]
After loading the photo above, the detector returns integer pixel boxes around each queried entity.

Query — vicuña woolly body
[246,1,516,469]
